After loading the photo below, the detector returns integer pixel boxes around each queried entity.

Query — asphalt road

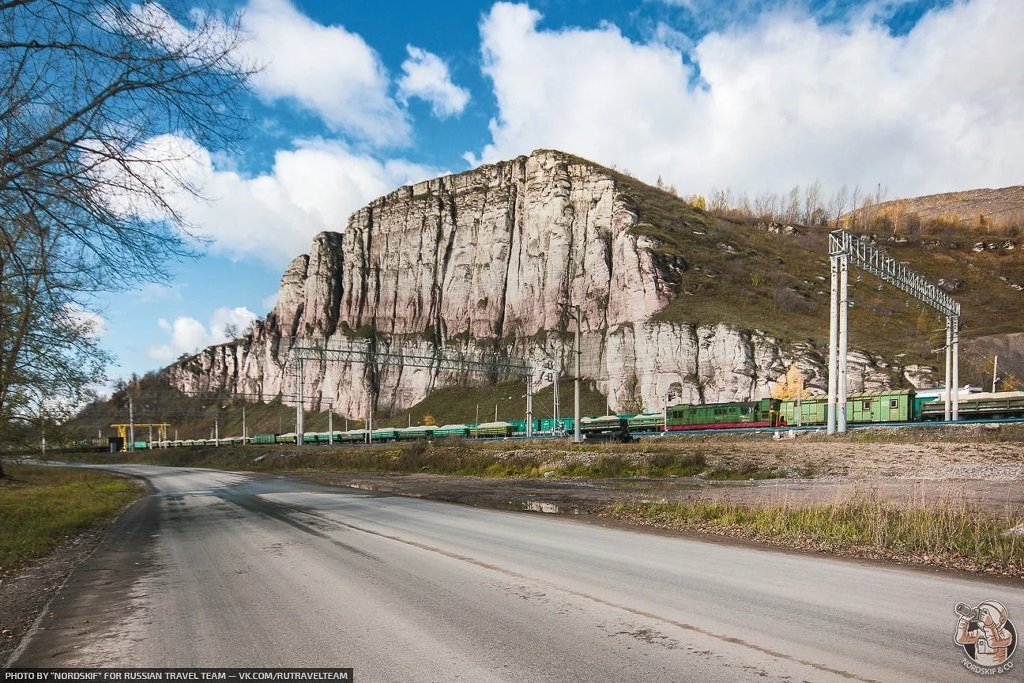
[10,465,1024,681]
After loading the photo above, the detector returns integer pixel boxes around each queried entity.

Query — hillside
[847,185,1024,229]
[79,150,1024,426]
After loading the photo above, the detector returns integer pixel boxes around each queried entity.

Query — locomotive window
[889,399,899,409]
[862,400,871,409]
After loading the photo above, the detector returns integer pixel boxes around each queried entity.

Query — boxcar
[252,433,277,445]
[779,390,913,426]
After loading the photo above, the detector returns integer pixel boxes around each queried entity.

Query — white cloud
[109,134,444,266]
[474,0,1024,199]
[397,45,470,118]
[147,306,258,362]
[65,306,107,339]
[240,0,410,146]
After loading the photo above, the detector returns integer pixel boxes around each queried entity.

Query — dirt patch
[0,527,108,665]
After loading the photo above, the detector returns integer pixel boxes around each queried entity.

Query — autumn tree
[771,364,813,400]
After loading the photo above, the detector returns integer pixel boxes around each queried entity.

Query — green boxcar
[779,390,913,425]
[537,418,574,432]
[276,433,296,444]
[252,433,277,445]
[132,441,149,450]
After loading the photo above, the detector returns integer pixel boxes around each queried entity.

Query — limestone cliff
[166,150,922,417]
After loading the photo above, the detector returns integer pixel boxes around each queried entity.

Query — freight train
[133,389,1024,449]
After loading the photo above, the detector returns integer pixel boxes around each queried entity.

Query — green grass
[609,497,1024,574]
[0,464,143,574]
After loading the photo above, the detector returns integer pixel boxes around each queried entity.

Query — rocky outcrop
[166,150,926,417]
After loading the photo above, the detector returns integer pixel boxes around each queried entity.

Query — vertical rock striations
[165,150,912,417]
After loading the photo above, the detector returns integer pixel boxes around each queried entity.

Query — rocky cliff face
[166,150,921,418]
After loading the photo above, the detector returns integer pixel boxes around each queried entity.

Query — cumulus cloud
[110,134,444,265]
[474,0,1024,198]
[397,45,471,118]
[147,306,258,362]
[241,0,410,146]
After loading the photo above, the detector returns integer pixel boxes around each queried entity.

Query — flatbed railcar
[579,415,632,442]
[469,421,515,438]
[920,391,1024,420]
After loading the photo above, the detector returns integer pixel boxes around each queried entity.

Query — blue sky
[97,0,1022,386]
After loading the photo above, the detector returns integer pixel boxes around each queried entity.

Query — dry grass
[608,491,1024,576]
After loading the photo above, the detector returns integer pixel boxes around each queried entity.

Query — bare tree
[0,1,254,474]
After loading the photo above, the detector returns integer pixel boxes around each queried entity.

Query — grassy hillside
[558,152,1024,380]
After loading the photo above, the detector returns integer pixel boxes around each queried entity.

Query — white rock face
[165,150,930,417]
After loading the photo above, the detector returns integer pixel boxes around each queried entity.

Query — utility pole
[526,372,534,437]
[993,355,999,393]
[476,403,480,424]
[242,403,247,443]
[494,404,498,422]
[214,417,219,446]
[826,259,839,435]
[952,315,960,421]
[553,372,560,431]
[296,357,304,448]
[328,403,333,444]
[837,254,849,433]
[148,425,153,448]
[944,317,952,421]
[128,396,135,452]
[572,304,581,444]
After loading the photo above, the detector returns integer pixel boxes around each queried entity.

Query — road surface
[9,465,1023,681]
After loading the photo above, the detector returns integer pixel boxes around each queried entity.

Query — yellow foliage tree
[421,413,437,426]
[771,364,813,400]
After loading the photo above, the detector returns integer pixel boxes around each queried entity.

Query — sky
[97,0,1024,385]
